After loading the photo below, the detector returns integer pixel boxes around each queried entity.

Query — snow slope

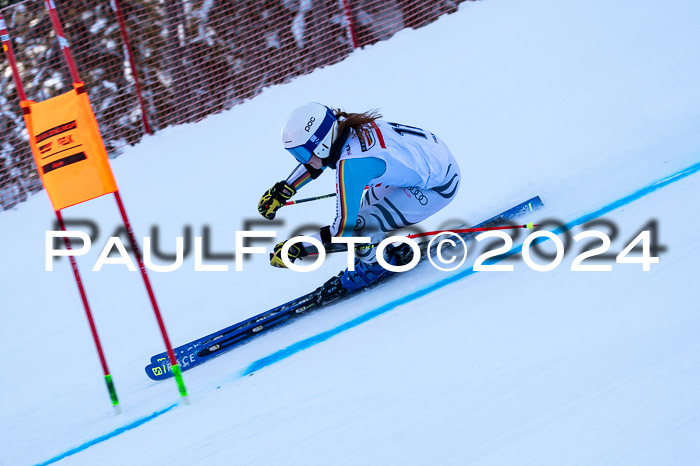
[1,0,700,464]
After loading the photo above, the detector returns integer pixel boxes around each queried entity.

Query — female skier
[258,102,461,292]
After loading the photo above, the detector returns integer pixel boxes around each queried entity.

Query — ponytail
[334,108,382,139]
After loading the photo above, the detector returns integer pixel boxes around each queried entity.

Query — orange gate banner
[22,82,118,211]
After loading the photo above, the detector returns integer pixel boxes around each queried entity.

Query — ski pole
[285,185,377,206]
[358,223,540,250]
[306,224,540,255]
[405,223,539,240]
[284,193,336,206]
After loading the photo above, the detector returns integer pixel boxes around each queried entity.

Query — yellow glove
[270,240,306,268]
[258,181,296,220]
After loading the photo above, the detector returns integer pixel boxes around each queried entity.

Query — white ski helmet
[281,103,338,164]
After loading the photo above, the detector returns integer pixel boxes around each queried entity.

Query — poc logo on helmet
[304,117,316,132]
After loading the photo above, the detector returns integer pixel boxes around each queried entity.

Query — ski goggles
[286,145,314,164]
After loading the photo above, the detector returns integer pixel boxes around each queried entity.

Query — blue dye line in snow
[242,159,700,376]
[37,159,700,465]
[35,403,178,466]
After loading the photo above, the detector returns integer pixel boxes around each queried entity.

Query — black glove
[258,181,296,220]
[270,240,307,268]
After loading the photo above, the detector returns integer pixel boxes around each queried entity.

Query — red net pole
[1,13,120,410]
[111,0,153,135]
[340,0,358,49]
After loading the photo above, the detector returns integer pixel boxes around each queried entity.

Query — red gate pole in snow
[43,0,189,402]
[113,191,187,398]
[111,0,153,135]
[56,211,120,407]
[0,13,120,410]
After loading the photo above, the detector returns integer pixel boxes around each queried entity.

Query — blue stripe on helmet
[310,108,336,154]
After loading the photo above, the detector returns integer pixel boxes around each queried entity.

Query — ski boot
[340,243,415,292]
[312,272,347,305]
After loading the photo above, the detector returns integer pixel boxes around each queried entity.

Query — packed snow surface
[1,0,700,464]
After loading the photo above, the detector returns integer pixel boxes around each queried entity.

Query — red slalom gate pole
[111,0,153,135]
[114,192,188,400]
[56,211,120,409]
[44,0,81,83]
[43,1,188,401]
[1,13,120,410]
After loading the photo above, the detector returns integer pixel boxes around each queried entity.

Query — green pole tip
[104,374,120,407]
[171,364,189,398]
